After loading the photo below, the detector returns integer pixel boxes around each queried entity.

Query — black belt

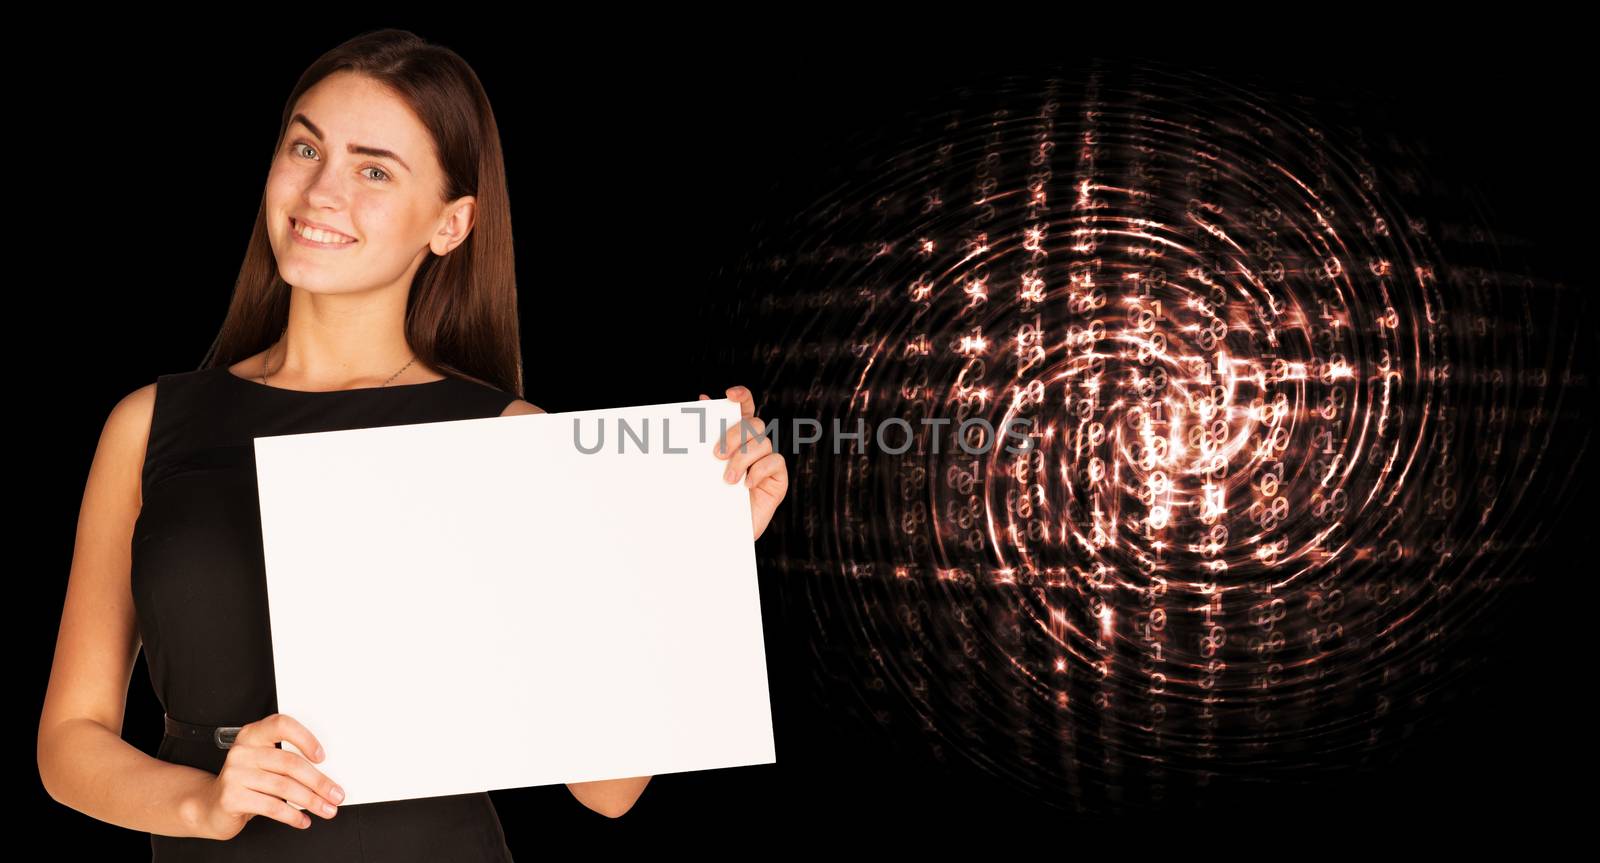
[164,713,243,749]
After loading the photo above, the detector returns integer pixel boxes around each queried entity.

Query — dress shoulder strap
[141,368,222,495]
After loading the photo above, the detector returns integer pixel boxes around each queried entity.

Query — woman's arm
[564,776,651,818]
[37,383,217,837]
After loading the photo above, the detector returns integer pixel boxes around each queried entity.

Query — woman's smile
[289,215,359,249]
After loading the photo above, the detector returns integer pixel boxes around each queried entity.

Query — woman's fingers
[228,713,344,819]
[259,746,345,811]
[713,415,766,458]
[213,756,329,832]
[724,434,773,483]
[240,713,343,804]
[237,713,325,763]
[705,387,764,480]
[744,451,788,491]
[724,386,755,417]
[715,417,769,474]
[228,781,321,829]
[227,738,343,818]
[244,764,341,820]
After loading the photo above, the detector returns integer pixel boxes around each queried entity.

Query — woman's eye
[290,141,388,183]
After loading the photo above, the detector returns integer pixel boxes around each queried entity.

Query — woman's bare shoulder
[101,382,160,504]
[104,382,159,454]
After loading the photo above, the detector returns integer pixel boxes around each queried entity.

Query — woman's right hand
[191,713,346,840]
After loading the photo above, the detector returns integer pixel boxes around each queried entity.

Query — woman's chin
[275,267,352,295]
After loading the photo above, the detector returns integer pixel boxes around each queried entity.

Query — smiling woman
[35,28,675,862]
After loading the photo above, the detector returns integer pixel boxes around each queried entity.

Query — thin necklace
[260,325,418,388]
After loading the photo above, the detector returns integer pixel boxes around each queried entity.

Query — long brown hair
[200,28,522,397]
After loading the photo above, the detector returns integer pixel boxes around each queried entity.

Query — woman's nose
[302,164,349,208]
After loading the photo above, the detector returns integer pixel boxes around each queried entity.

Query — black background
[23,23,1588,853]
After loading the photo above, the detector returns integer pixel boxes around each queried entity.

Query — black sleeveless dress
[131,365,520,861]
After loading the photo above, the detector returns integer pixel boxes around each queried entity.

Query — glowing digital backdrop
[714,62,1590,813]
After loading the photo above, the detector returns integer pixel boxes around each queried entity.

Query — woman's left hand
[701,386,788,542]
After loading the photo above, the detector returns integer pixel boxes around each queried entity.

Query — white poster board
[253,398,774,806]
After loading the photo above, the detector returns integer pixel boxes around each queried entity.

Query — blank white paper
[252,398,774,806]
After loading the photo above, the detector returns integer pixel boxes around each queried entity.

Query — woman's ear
[432,195,476,256]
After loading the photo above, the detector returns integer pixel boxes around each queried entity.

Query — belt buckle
[214,725,242,749]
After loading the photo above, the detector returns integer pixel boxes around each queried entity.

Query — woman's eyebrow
[290,112,413,174]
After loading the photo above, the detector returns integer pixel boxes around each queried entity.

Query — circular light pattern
[727,62,1589,813]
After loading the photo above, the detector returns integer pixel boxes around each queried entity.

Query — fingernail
[322,802,338,815]
[315,745,325,760]
[331,786,345,803]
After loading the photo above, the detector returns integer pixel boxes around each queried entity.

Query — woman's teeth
[294,220,355,244]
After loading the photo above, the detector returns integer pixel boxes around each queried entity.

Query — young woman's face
[265,71,468,295]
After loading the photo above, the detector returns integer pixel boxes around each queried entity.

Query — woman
[36,29,788,860]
